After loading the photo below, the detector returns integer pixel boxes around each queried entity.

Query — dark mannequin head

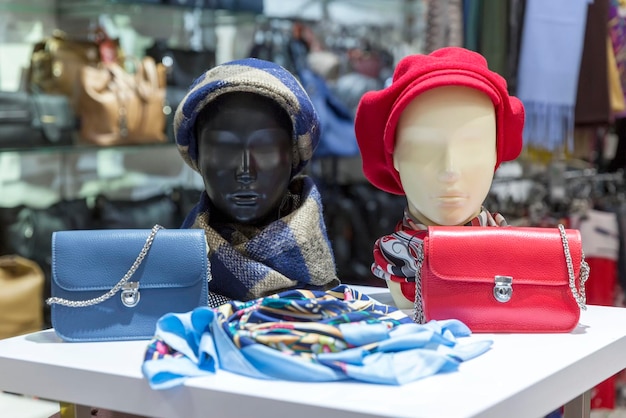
[196,91,294,226]
[174,58,323,227]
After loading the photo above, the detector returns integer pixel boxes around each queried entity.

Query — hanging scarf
[424,0,464,54]
[574,0,611,126]
[516,0,592,151]
[183,176,340,304]
[609,0,626,118]
[480,0,509,79]
[142,285,493,389]
[372,207,508,304]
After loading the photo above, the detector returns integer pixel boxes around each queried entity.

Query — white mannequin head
[354,47,526,312]
[393,85,497,226]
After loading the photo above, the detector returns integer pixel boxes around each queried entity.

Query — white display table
[0,287,625,418]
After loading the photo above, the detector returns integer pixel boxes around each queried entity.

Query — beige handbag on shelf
[78,56,167,146]
[0,255,44,340]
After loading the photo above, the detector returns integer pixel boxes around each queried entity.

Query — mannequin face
[197,92,293,226]
[393,85,496,226]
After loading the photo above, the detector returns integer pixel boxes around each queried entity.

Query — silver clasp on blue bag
[121,282,140,307]
[493,275,513,303]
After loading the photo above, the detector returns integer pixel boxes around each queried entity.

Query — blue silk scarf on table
[141,285,492,389]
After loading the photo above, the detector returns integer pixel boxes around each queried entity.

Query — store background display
[1,0,626,415]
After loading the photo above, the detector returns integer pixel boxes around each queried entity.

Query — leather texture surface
[50,228,209,341]
[422,226,583,333]
[78,56,166,145]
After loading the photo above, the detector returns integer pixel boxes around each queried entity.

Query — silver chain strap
[46,224,164,308]
[558,224,588,310]
[413,224,589,322]
[413,240,425,324]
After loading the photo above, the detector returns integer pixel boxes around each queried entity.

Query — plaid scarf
[184,176,339,304]
[142,285,492,388]
[372,207,508,304]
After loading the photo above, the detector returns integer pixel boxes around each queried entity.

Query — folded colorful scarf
[142,285,492,389]
[372,207,508,309]
[516,0,592,150]
[183,176,340,304]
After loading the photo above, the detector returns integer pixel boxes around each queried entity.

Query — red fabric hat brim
[355,47,525,195]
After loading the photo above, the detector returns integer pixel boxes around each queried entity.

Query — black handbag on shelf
[93,193,181,230]
[111,0,165,4]
[165,0,263,13]
[164,86,188,141]
[0,91,76,149]
[146,41,216,88]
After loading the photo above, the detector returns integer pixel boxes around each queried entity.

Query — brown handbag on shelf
[27,29,122,110]
[0,255,44,339]
[78,56,167,146]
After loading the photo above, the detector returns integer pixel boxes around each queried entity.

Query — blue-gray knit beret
[174,58,320,177]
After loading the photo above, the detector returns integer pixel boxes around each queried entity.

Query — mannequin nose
[235,149,256,184]
[438,149,460,183]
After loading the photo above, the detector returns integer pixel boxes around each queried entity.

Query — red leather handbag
[418,225,589,333]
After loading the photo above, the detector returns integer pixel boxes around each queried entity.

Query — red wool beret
[354,47,525,195]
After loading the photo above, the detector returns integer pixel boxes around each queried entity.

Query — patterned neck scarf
[372,207,508,307]
[187,176,340,304]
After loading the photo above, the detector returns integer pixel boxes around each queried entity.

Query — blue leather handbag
[47,225,209,342]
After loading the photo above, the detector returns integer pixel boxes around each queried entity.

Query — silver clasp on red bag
[493,276,513,303]
[121,282,140,307]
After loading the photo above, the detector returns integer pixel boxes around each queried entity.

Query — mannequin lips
[435,193,468,207]
[229,191,263,206]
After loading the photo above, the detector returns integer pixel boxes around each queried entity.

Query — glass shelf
[0,1,56,15]
[0,141,178,155]
[0,0,261,27]
[56,0,261,25]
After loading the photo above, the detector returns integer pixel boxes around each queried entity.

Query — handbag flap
[52,228,208,292]
[31,94,75,143]
[425,226,583,286]
[0,92,33,123]
[31,94,74,128]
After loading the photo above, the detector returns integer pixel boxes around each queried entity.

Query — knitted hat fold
[174,58,320,178]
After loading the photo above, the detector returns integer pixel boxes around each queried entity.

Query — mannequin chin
[196,91,294,226]
[388,281,414,310]
[389,85,497,307]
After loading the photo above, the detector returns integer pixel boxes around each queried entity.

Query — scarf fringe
[522,101,574,152]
